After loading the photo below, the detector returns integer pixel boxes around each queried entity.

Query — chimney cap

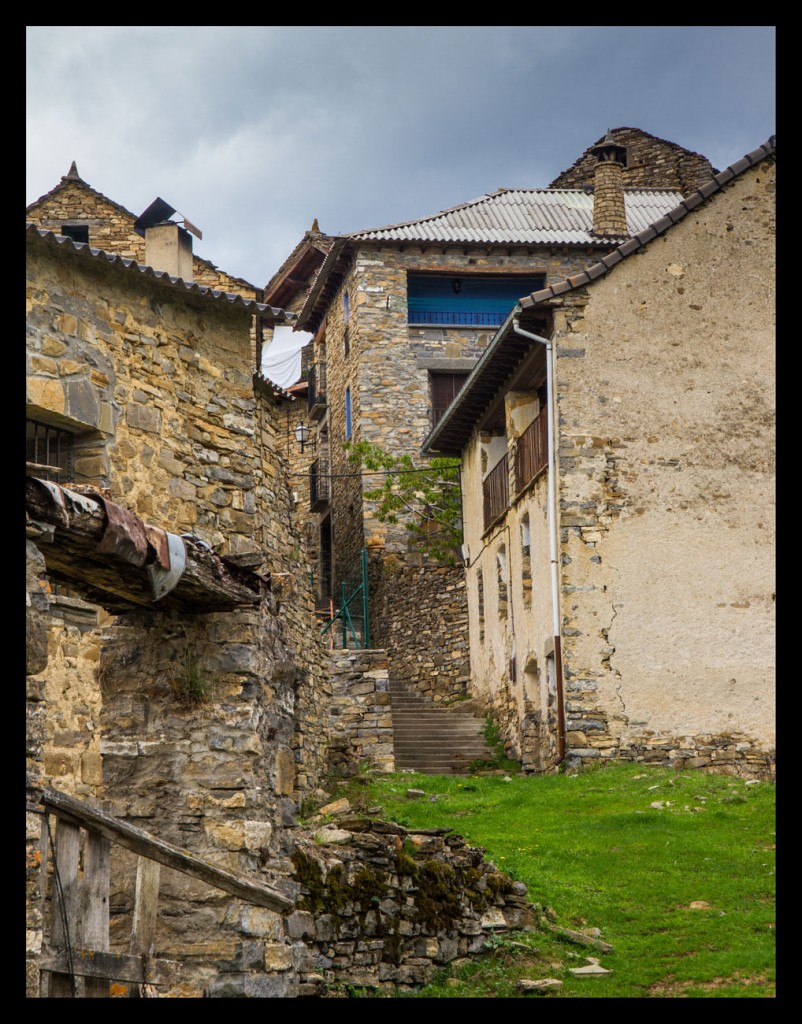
[591,131,627,166]
[134,197,203,240]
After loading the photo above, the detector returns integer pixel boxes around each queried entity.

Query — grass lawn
[330,762,775,998]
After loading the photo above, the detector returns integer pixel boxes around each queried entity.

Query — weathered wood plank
[79,831,111,997]
[129,857,161,998]
[42,788,293,912]
[48,820,80,997]
[26,476,262,612]
[40,946,177,986]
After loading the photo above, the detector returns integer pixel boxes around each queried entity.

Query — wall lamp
[294,423,316,452]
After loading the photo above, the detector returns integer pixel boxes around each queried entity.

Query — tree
[343,440,462,563]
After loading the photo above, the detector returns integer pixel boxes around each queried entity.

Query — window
[430,372,469,426]
[408,274,546,327]
[520,514,532,606]
[497,544,508,622]
[26,418,73,481]
[345,386,352,439]
[61,224,89,244]
[343,291,351,356]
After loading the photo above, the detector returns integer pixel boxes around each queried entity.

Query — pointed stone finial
[62,161,85,183]
[311,218,320,233]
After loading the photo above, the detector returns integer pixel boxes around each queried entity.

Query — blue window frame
[408,274,545,327]
[345,386,352,439]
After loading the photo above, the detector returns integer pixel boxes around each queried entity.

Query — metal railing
[409,310,507,327]
[309,457,330,510]
[320,547,370,649]
[483,452,509,531]
[514,404,549,494]
[307,362,327,416]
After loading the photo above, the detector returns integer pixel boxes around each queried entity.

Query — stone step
[389,679,494,774]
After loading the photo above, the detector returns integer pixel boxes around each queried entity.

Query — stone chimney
[144,221,194,281]
[590,131,628,237]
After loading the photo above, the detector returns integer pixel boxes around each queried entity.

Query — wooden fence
[36,787,292,997]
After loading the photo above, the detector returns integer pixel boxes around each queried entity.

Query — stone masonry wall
[551,157,775,776]
[369,558,470,702]
[27,179,258,298]
[27,231,329,996]
[326,650,394,775]
[323,244,604,691]
[288,819,537,995]
[549,127,716,194]
[26,541,49,998]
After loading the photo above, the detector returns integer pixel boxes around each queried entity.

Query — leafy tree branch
[344,440,463,563]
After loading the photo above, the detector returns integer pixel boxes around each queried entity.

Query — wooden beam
[40,946,177,986]
[129,857,161,998]
[42,788,293,913]
[79,831,111,997]
[26,477,262,613]
[48,820,80,997]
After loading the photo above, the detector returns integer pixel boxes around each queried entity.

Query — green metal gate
[321,547,371,649]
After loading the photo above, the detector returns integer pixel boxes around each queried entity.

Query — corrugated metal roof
[27,224,293,322]
[349,188,682,246]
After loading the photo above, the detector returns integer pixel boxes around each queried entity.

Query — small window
[521,514,532,606]
[26,418,74,481]
[61,225,89,244]
[343,290,350,322]
[345,386,352,439]
[430,372,469,426]
[497,544,508,622]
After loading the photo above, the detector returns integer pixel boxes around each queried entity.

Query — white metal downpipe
[512,319,559,637]
[512,318,565,762]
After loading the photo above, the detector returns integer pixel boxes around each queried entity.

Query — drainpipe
[512,319,565,765]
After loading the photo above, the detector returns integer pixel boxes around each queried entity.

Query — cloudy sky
[27,26,775,289]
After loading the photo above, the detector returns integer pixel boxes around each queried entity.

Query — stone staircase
[389,679,494,774]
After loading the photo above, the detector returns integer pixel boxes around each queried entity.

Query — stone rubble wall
[369,557,470,702]
[549,127,716,194]
[326,650,395,774]
[27,230,330,997]
[26,541,50,998]
[288,821,538,995]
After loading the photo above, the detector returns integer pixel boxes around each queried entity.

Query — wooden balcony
[483,452,509,531]
[514,404,549,494]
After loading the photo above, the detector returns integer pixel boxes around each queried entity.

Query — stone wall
[26,541,49,998]
[326,650,394,774]
[369,557,470,702]
[27,228,330,996]
[322,244,603,691]
[27,176,258,298]
[288,820,537,995]
[549,127,716,194]
[551,157,775,775]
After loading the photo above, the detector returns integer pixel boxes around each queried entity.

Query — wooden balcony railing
[483,452,509,531]
[36,786,290,997]
[514,404,549,494]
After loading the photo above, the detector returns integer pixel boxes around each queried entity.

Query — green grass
[332,763,775,998]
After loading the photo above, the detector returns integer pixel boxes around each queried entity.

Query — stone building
[25,209,332,995]
[423,137,776,776]
[263,127,717,702]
